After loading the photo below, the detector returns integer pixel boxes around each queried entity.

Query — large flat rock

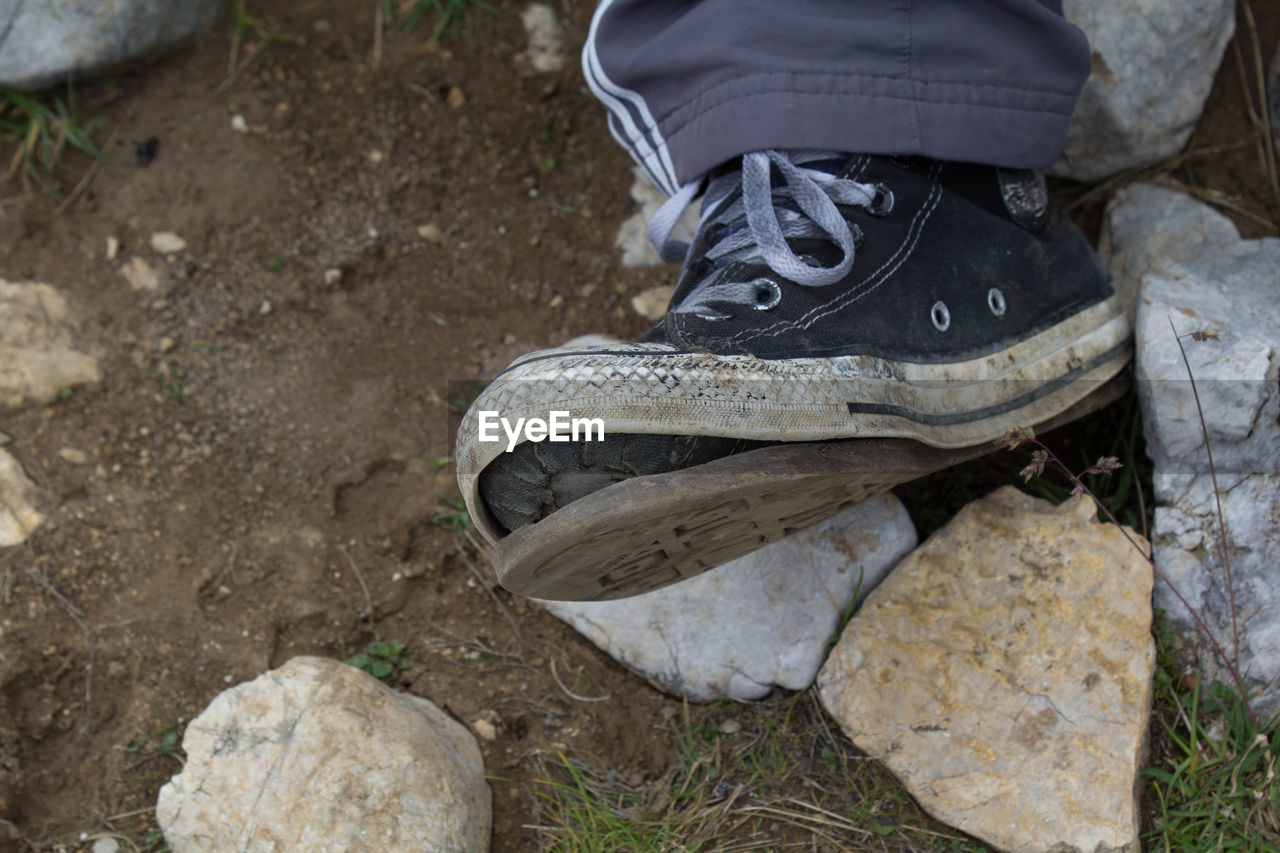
[541,492,916,701]
[819,487,1153,853]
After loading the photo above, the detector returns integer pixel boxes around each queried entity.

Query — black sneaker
[456,150,1130,599]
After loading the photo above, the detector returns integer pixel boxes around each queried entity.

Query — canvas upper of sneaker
[655,154,1113,363]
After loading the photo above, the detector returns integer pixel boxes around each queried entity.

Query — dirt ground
[1,1,1276,851]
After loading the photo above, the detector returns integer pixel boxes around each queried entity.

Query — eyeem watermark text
[477,410,605,452]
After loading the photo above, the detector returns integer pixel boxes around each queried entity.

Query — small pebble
[471,719,497,741]
[367,149,384,164]
[121,256,161,292]
[323,268,343,286]
[159,336,176,353]
[105,236,119,260]
[631,285,674,322]
[447,86,466,109]
[418,223,444,243]
[259,300,272,315]
[92,838,120,853]
[58,448,89,465]
[230,114,248,133]
[150,231,187,254]
[718,719,742,735]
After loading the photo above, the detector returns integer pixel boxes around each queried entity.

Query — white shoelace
[646,150,879,318]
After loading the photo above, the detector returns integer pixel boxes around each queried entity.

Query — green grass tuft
[385,0,498,41]
[1144,623,1280,851]
[532,694,993,851]
[0,85,105,196]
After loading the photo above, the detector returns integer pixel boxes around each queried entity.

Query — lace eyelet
[868,182,894,216]
[751,278,783,311]
[849,222,865,249]
[987,287,1007,316]
[930,300,951,332]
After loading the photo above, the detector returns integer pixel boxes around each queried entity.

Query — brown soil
[0,1,1275,851]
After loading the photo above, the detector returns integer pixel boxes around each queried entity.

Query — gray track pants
[584,0,1091,195]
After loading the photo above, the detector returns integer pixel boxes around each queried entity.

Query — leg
[585,0,1091,190]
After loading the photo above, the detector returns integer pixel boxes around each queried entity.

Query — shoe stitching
[793,162,945,335]
[729,160,944,344]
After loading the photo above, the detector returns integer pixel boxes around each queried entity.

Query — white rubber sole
[457,296,1131,547]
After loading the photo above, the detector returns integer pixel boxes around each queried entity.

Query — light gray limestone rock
[1119,188,1280,718]
[1056,0,1235,181]
[630,285,673,322]
[1098,182,1240,319]
[819,487,1154,853]
[516,4,566,74]
[157,657,491,853]
[0,0,224,91]
[541,492,917,701]
[1105,184,1280,717]
[614,166,699,268]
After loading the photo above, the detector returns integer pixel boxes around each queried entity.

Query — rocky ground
[0,1,1278,851]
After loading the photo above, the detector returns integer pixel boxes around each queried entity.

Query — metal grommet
[751,278,783,311]
[931,300,951,332]
[868,182,895,216]
[987,287,1007,316]
[849,222,865,249]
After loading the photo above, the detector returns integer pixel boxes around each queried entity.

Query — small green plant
[432,494,472,533]
[344,640,409,682]
[384,0,498,41]
[125,721,182,756]
[143,828,171,852]
[228,0,293,72]
[534,111,566,175]
[230,1,294,45]
[824,567,865,654]
[410,453,453,481]
[0,85,105,196]
[143,361,188,404]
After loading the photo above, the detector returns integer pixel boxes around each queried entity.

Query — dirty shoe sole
[486,373,1128,600]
